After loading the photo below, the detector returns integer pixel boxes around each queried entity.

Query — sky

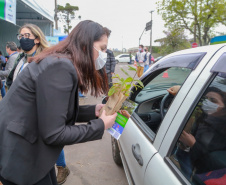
[38,0,225,50]
[39,0,166,50]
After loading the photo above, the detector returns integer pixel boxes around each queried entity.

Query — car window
[120,55,128,58]
[169,74,226,185]
[133,67,191,137]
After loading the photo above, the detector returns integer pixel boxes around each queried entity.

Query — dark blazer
[0,56,105,185]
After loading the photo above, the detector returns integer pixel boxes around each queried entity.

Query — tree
[157,0,226,46]
[155,26,190,55]
[57,3,80,35]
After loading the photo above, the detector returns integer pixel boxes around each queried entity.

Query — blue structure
[210,35,226,45]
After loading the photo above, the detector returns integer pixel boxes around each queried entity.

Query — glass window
[170,75,226,185]
[133,67,191,136]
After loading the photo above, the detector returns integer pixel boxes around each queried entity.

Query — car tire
[116,60,119,64]
[111,136,122,166]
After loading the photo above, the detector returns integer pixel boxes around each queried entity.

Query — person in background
[106,49,116,89]
[0,20,117,185]
[135,45,146,77]
[0,42,19,98]
[0,51,6,98]
[17,46,23,53]
[128,51,132,64]
[0,51,6,70]
[6,23,49,89]
[78,90,86,98]
[144,46,151,73]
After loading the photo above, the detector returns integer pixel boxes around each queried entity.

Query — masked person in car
[169,85,226,179]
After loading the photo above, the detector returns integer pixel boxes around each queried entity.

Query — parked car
[109,44,226,185]
[115,54,135,64]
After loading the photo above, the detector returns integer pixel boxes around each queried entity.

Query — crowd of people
[0,21,118,185]
[135,44,153,77]
[0,19,153,185]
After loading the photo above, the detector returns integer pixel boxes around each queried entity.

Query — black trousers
[0,167,57,185]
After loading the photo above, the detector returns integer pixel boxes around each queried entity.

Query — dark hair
[6,42,17,51]
[33,20,111,97]
[139,45,144,48]
[205,87,226,106]
[0,51,2,55]
[17,46,21,50]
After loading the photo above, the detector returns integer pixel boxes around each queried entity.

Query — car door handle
[132,144,143,166]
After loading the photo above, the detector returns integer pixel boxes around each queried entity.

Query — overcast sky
[39,0,225,50]
[39,0,166,50]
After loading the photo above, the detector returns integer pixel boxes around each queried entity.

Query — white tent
[0,0,54,54]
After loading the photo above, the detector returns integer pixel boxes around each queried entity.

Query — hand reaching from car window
[167,85,181,96]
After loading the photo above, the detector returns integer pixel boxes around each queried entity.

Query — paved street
[64,63,133,185]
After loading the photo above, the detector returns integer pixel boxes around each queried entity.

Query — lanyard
[9,51,18,57]
[20,51,36,72]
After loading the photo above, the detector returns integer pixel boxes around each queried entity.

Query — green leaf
[121,68,130,76]
[108,87,115,96]
[126,84,131,89]
[134,80,144,88]
[128,66,137,71]
[120,78,125,82]
[124,77,133,83]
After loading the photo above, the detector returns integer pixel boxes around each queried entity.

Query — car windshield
[136,67,191,103]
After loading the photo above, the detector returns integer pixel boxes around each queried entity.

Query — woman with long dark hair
[0,20,117,185]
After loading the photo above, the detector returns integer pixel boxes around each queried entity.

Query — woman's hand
[95,104,105,117]
[100,110,117,129]
[167,85,181,96]
[179,131,196,148]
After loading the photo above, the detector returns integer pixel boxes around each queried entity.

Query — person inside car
[169,85,226,180]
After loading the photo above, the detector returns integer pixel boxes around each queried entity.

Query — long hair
[33,20,110,97]
[19,24,49,55]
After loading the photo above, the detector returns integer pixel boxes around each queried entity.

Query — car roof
[163,44,226,59]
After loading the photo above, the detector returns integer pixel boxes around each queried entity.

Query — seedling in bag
[103,66,144,116]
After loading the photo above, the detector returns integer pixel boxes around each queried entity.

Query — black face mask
[144,49,147,52]
[20,37,36,51]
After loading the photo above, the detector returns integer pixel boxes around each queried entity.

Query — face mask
[20,37,36,52]
[144,49,147,52]
[94,47,107,70]
[139,48,142,51]
[202,99,219,115]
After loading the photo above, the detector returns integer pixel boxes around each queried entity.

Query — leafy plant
[108,66,144,97]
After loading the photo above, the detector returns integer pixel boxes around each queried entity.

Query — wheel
[116,60,119,64]
[111,136,122,166]
[160,92,174,119]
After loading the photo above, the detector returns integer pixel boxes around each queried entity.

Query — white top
[13,57,29,81]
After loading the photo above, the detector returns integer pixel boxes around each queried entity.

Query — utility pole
[54,0,58,30]
[149,10,154,52]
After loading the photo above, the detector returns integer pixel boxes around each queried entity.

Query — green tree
[57,3,80,35]
[156,27,190,55]
[157,0,226,46]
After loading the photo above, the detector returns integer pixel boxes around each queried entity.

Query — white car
[115,54,135,64]
[110,44,226,185]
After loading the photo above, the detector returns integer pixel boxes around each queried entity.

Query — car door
[144,45,226,185]
[118,44,226,185]
[119,55,126,63]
